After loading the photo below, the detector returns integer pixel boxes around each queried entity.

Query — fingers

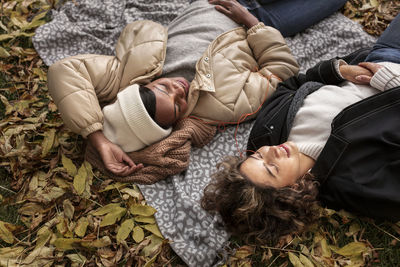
[358,62,383,74]
[107,162,143,176]
[355,75,372,84]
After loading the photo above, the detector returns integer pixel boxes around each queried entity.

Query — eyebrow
[155,86,177,119]
[249,155,277,179]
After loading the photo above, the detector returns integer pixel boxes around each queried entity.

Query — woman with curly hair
[202,14,400,244]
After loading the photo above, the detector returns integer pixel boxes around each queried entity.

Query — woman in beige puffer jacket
[48,4,299,176]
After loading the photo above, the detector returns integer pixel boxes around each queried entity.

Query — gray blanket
[33,1,377,266]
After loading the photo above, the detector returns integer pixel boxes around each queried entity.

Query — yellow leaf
[81,236,111,248]
[53,238,81,251]
[129,204,157,216]
[141,235,163,257]
[73,161,90,196]
[288,252,305,267]
[63,199,74,220]
[132,225,145,243]
[320,238,331,257]
[346,222,361,237]
[234,246,254,259]
[144,250,160,267]
[100,207,126,227]
[0,221,15,244]
[143,224,163,238]
[36,227,52,249]
[66,253,87,264]
[134,216,156,224]
[100,182,127,192]
[332,242,368,257]
[41,129,56,157]
[74,217,89,238]
[370,0,379,7]
[116,219,135,244]
[0,95,14,115]
[61,154,77,176]
[0,47,10,58]
[21,246,54,266]
[92,203,121,216]
[299,254,314,267]
[0,246,24,258]
[120,187,141,199]
[0,34,14,41]
[32,67,47,81]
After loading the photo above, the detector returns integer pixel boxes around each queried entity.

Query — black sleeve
[304,47,372,85]
[305,58,345,85]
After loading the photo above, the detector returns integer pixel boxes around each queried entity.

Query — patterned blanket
[33,1,377,266]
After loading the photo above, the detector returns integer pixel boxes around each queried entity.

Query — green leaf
[143,224,163,238]
[62,154,77,176]
[129,204,157,216]
[132,225,145,243]
[116,219,135,244]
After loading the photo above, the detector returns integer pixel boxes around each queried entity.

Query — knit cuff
[370,65,400,91]
[81,122,103,138]
[296,143,324,161]
[247,22,265,35]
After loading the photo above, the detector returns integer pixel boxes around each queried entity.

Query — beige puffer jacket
[48,20,298,138]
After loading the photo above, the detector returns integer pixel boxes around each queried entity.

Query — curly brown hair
[201,155,320,244]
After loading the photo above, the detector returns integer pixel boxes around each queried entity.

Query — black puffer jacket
[247,48,400,221]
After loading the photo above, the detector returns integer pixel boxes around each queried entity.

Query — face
[145,77,190,127]
[239,141,304,188]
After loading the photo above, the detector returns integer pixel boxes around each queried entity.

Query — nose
[172,82,186,100]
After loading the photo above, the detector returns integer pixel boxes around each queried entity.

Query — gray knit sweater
[162,0,239,81]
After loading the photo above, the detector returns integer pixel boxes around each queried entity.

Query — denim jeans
[365,13,400,64]
[237,0,348,37]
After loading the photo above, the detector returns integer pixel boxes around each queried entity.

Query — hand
[88,131,143,176]
[208,0,259,29]
[339,64,373,85]
[356,62,384,84]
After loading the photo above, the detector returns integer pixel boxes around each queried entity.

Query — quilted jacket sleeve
[247,23,299,91]
[47,21,167,138]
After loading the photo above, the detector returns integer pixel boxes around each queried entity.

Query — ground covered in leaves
[0,0,399,266]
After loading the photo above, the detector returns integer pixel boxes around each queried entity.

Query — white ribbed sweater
[288,62,400,160]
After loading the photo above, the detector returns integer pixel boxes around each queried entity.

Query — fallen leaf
[116,218,134,244]
[289,252,305,267]
[129,204,157,216]
[0,221,15,244]
[132,225,145,243]
[74,217,89,238]
[143,224,163,238]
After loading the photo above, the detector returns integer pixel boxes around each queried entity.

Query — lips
[278,144,290,157]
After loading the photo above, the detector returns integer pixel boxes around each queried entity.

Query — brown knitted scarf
[85,118,216,184]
